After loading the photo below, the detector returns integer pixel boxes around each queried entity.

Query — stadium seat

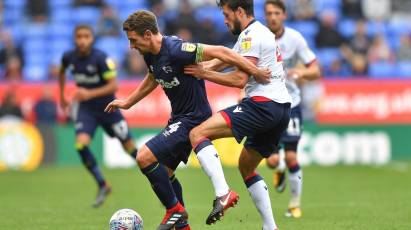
[338,19,356,38]
[316,48,341,67]
[3,0,25,8]
[119,0,148,9]
[26,53,49,66]
[49,0,72,8]
[288,21,319,37]
[73,7,101,25]
[23,39,48,53]
[51,8,74,23]
[48,23,74,39]
[49,38,73,61]
[95,37,126,63]
[25,23,48,39]
[2,7,23,27]
[396,61,411,78]
[387,20,411,36]
[23,65,48,81]
[369,62,396,78]
[194,7,225,31]
[367,20,388,37]
[387,35,400,51]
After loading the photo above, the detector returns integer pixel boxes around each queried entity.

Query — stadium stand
[1,0,411,81]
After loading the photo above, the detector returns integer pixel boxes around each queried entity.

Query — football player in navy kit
[59,25,138,208]
[105,10,270,230]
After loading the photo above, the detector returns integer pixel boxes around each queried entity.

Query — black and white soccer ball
[109,209,143,230]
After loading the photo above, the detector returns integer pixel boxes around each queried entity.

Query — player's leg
[74,105,111,207]
[137,144,187,230]
[284,144,303,218]
[238,147,278,230]
[75,133,107,189]
[190,112,239,225]
[101,111,138,159]
[282,105,303,217]
[267,150,287,193]
[190,112,232,197]
[166,168,191,230]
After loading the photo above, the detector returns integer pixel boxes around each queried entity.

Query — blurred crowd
[0,0,411,83]
[2,0,411,123]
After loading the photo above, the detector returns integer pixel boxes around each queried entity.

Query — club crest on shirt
[86,64,96,73]
[181,43,196,52]
[106,58,116,70]
[241,37,252,52]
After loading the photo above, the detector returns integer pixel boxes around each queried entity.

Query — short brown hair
[265,0,286,13]
[75,24,94,35]
[123,10,159,35]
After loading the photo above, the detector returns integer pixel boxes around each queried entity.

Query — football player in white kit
[264,0,321,219]
[184,1,291,229]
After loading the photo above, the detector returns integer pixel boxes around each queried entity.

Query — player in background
[59,25,138,208]
[184,0,291,229]
[104,10,271,230]
[264,0,321,218]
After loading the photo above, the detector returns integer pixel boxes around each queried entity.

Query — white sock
[288,169,303,208]
[276,158,286,172]
[248,180,278,230]
[197,145,229,197]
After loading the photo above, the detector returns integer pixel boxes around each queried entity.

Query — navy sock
[288,163,300,173]
[77,145,106,188]
[141,162,178,209]
[128,148,138,159]
[170,174,184,207]
[244,172,264,188]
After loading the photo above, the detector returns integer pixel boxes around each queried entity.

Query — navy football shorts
[146,116,207,170]
[220,97,291,158]
[73,102,132,142]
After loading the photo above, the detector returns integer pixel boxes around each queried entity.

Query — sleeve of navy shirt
[169,38,202,65]
[60,51,71,71]
[96,51,117,80]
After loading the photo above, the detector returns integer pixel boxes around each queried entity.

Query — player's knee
[238,155,253,179]
[285,152,298,167]
[266,154,279,169]
[189,126,202,144]
[76,133,91,147]
[136,146,156,169]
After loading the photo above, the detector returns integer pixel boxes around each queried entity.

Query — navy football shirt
[143,36,211,120]
[61,48,117,106]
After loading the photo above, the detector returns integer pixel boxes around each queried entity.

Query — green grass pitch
[1,163,410,229]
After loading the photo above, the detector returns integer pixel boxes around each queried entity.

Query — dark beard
[230,18,242,35]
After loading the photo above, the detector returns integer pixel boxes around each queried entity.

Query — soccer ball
[109,209,143,230]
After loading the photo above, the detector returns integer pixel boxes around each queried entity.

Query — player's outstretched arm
[105,73,158,113]
[74,78,118,102]
[288,60,321,82]
[185,63,248,89]
[200,44,271,83]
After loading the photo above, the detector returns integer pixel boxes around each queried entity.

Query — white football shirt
[233,20,291,104]
[276,27,316,108]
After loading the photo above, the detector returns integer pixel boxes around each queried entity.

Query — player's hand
[73,88,92,102]
[60,96,69,110]
[105,99,130,113]
[253,67,271,84]
[184,63,207,78]
[287,68,304,83]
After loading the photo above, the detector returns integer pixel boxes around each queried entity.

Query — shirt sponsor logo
[156,77,180,89]
[241,37,252,52]
[74,73,100,84]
